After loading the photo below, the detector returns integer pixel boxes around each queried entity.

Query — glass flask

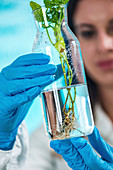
[32,3,94,140]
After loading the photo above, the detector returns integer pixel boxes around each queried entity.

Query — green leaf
[46,6,64,25]
[62,0,69,5]
[43,0,69,7]
[29,0,67,49]
[46,7,59,24]
[30,1,41,11]
[30,1,44,22]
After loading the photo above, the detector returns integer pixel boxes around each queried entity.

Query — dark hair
[67,0,98,116]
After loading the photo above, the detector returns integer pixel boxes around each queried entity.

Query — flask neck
[32,5,65,53]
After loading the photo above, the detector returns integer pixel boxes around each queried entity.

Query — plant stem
[45,27,54,46]
[44,17,82,137]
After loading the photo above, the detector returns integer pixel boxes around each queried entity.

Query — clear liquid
[40,84,94,140]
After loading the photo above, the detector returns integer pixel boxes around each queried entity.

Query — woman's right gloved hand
[0,53,56,151]
[50,126,113,170]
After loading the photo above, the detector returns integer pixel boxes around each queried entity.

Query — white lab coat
[94,103,113,146]
[0,122,29,170]
[26,125,71,170]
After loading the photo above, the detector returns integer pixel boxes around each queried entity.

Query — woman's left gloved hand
[0,53,57,151]
[50,126,113,170]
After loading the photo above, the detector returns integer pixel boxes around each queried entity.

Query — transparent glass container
[32,4,94,140]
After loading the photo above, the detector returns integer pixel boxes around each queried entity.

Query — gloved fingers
[9,75,55,95]
[50,139,71,154]
[2,64,57,80]
[71,137,111,170]
[8,102,33,131]
[50,139,88,170]
[88,126,113,162]
[9,53,50,67]
[10,86,41,107]
[107,162,113,168]
[0,86,41,116]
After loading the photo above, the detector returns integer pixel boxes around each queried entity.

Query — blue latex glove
[50,126,113,170]
[0,53,56,151]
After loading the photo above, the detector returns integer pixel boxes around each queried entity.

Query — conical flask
[31,2,94,140]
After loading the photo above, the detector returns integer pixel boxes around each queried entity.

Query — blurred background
[0,0,45,134]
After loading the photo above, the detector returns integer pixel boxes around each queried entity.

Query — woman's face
[73,0,113,87]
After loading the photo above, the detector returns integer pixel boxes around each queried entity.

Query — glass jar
[31,3,94,140]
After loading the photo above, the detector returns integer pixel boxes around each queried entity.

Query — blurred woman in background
[67,0,113,144]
